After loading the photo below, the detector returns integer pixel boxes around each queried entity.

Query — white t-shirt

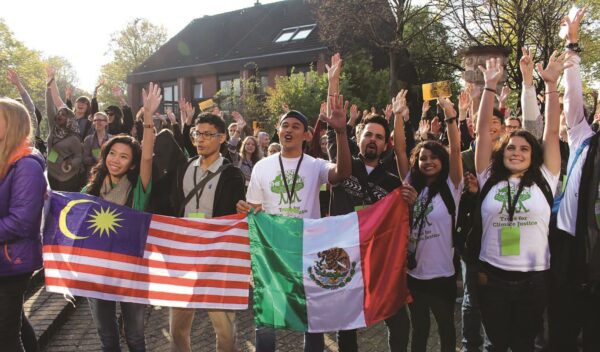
[557,120,595,236]
[478,166,560,272]
[408,177,463,280]
[246,153,331,219]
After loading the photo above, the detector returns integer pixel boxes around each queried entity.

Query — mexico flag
[248,188,410,333]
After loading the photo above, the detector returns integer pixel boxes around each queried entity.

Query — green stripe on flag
[248,212,308,331]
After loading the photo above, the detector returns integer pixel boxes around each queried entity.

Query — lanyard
[506,180,525,222]
[193,165,212,210]
[278,153,304,205]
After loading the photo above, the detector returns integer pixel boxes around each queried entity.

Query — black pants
[407,275,456,352]
[336,305,410,352]
[548,283,600,352]
[0,273,38,352]
[478,267,549,352]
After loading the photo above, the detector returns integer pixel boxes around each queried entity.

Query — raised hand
[384,104,393,122]
[167,111,177,124]
[142,82,162,117]
[65,85,73,100]
[46,66,56,79]
[421,100,430,115]
[464,172,479,194]
[478,58,504,88]
[520,47,535,85]
[418,119,430,139]
[326,53,342,82]
[563,7,586,44]
[498,86,511,104]
[536,50,568,84]
[466,83,481,101]
[7,68,21,87]
[282,103,290,113]
[231,111,246,129]
[321,93,349,132]
[437,97,457,118]
[458,90,471,112]
[392,89,408,116]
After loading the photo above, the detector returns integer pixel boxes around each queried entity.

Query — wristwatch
[565,42,582,53]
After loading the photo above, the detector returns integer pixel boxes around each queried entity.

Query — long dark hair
[487,130,544,188]
[408,140,450,198]
[84,135,142,196]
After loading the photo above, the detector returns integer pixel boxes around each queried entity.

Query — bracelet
[484,87,496,94]
[544,91,559,95]
[143,123,154,129]
[444,117,458,124]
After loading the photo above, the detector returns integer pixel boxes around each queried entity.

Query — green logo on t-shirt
[271,170,305,205]
[494,185,531,214]
[412,197,434,227]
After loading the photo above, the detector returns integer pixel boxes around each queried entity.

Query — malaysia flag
[42,191,250,310]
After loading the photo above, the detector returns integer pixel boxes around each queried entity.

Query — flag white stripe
[45,286,248,310]
[43,253,250,282]
[45,269,249,296]
[143,251,250,266]
[145,236,250,253]
[150,221,248,238]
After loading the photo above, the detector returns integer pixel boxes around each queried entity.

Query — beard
[363,143,379,161]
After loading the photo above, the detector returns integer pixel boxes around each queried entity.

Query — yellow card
[198,99,216,112]
[422,81,452,101]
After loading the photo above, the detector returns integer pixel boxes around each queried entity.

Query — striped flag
[43,192,250,310]
[248,188,411,332]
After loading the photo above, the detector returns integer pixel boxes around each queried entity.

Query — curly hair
[487,130,544,188]
[84,135,142,196]
[408,140,450,197]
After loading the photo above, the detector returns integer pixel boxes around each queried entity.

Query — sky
[2,0,280,92]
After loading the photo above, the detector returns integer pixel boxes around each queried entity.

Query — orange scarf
[7,140,33,167]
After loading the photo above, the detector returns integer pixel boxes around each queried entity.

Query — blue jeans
[461,259,491,351]
[88,298,146,352]
[255,325,324,352]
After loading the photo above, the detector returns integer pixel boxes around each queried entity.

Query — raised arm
[438,97,463,188]
[538,51,567,175]
[46,66,65,109]
[392,90,410,180]
[140,83,161,190]
[562,8,586,128]
[326,53,341,116]
[323,94,351,184]
[520,47,544,139]
[7,69,38,137]
[475,58,504,174]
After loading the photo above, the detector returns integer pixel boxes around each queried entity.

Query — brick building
[126,0,328,114]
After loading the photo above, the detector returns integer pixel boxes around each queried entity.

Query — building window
[259,75,269,95]
[193,82,203,99]
[162,82,179,114]
[273,24,316,43]
[219,74,241,96]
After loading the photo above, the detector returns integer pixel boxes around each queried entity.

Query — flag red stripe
[358,188,411,326]
[148,228,249,245]
[151,215,248,231]
[44,245,250,274]
[45,277,248,304]
[144,243,251,260]
[43,260,249,289]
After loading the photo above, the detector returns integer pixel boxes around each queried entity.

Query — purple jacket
[0,152,47,277]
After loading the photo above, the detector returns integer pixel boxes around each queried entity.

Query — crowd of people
[1,8,599,352]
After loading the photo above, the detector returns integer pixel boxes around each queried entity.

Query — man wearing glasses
[170,113,246,352]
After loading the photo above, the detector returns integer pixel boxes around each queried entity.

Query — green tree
[98,18,167,108]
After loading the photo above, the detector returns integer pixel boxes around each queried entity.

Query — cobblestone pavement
[43,298,462,351]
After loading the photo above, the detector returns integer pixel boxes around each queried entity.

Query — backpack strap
[439,181,458,247]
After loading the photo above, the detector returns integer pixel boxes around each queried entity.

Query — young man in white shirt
[237,94,352,352]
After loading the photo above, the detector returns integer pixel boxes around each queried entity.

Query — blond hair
[0,98,32,179]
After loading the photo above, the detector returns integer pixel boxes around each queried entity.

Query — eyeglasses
[190,131,223,140]
[93,119,107,122]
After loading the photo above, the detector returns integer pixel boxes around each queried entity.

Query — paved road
[43,298,462,351]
